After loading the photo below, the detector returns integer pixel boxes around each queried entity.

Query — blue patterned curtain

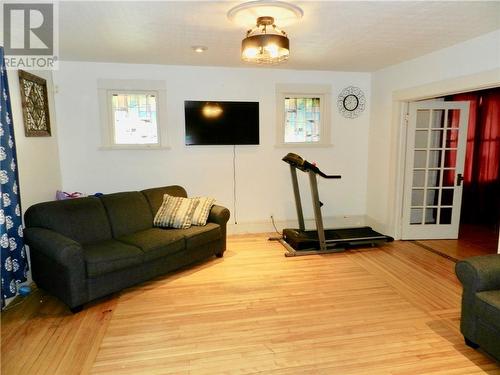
[0,47,29,308]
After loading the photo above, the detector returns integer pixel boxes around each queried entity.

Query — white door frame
[390,69,500,252]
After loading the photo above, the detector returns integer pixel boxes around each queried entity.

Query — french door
[402,100,470,239]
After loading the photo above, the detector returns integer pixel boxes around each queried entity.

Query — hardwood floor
[2,235,499,374]
[416,224,499,261]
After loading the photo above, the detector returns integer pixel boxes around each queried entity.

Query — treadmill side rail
[309,171,327,251]
[290,165,305,231]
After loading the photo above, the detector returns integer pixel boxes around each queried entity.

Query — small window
[276,84,331,147]
[98,79,168,150]
[110,92,158,145]
[284,96,321,143]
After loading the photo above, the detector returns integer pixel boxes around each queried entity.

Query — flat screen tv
[184,101,259,145]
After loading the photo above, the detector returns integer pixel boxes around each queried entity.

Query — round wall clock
[337,86,366,119]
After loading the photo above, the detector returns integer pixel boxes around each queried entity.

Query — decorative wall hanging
[18,70,51,137]
[337,86,366,119]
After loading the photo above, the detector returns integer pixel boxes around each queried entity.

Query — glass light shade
[241,33,289,64]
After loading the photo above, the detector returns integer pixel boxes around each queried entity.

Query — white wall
[367,29,500,237]
[53,62,371,232]
[8,70,62,217]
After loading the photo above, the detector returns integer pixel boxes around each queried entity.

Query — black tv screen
[185,101,259,145]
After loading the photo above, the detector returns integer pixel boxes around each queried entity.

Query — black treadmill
[280,153,393,256]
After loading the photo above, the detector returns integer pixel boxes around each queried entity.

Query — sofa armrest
[24,227,87,308]
[207,205,230,226]
[207,205,230,254]
[456,254,500,293]
[24,227,85,266]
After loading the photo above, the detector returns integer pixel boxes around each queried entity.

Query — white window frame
[98,79,168,150]
[276,84,332,147]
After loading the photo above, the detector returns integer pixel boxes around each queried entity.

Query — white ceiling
[59,1,500,72]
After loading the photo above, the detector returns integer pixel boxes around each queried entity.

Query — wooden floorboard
[1,234,498,374]
[416,224,499,261]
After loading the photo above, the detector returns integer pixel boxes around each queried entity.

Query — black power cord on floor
[268,215,283,241]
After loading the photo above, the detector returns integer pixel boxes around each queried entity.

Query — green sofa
[455,254,500,361]
[24,185,230,312]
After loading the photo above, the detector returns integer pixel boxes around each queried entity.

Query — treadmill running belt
[283,226,393,251]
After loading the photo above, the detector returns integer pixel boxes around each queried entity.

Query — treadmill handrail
[317,170,342,179]
[282,153,341,179]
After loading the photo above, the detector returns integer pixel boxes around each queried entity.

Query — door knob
[456,173,464,186]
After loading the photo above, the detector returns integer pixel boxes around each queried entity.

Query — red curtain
[446,88,500,225]
[477,91,500,182]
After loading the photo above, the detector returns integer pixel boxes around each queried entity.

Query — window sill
[99,145,171,151]
[274,143,333,148]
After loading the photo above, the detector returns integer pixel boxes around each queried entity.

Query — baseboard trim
[227,215,368,235]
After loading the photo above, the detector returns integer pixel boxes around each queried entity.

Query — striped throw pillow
[154,194,200,229]
[191,197,216,226]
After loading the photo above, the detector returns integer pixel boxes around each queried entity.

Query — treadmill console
[282,153,341,179]
[282,153,304,168]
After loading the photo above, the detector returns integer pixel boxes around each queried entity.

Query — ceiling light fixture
[228,1,303,65]
[241,16,289,64]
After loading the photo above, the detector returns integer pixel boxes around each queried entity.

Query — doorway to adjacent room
[403,87,500,260]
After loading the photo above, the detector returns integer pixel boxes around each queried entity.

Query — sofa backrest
[141,185,187,214]
[99,191,153,238]
[24,197,113,245]
[24,186,188,243]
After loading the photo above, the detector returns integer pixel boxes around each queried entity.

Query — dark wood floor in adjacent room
[1,235,499,374]
[416,224,499,261]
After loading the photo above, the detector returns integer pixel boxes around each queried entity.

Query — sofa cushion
[142,185,187,214]
[100,192,153,238]
[82,239,143,278]
[192,197,216,226]
[167,223,221,249]
[24,197,112,245]
[154,195,199,229]
[475,290,500,331]
[118,228,185,261]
